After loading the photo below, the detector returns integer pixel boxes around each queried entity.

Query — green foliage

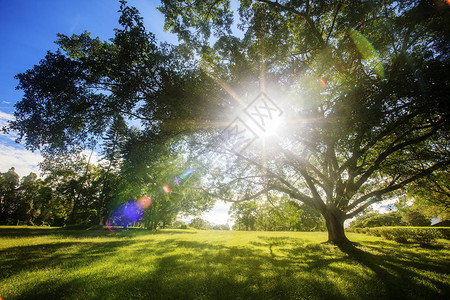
[230,197,325,231]
[0,168,20,224]
[407,171,450,221]
[349,212,403,228]
[157,0,450,247]
[158,0,233,48]
[114,132,215,230]
[400,207,430,226]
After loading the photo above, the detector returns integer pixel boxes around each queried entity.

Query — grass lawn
[0,226,449,299]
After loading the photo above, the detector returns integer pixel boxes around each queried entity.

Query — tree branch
[197,186,271,203]
[326,1,342,44]
[255,0,325,48]
[352,126,438,193]
[280,148,332,187]
[347,160,450,213]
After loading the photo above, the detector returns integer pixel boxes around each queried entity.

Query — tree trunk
[323,208,352,248]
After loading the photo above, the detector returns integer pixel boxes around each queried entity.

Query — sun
[260,113,284,139]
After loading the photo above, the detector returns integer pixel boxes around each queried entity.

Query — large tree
[158,0,449,247]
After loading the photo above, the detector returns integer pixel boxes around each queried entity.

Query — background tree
[189,217,212,230]
[230,196,325,231]
[97,115,129,224]
[0,168,20,224]
[407,171,449,221]
[15,172,42,225]
[213,224,230,230]
[349,211,403,229]
[39,150,101,225]
[108,131,214,230]
[230,201,258,231]
[400,207,430,226]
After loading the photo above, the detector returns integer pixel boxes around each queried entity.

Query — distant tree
[189,217,212,230]
[229,201,258,231]
[0,167,20,224]
[39,150,101,225]
[16,172,42,225]
[212,224,230,230]
[231,195,325,231]
[97,115,129,225]
[112,131,214,230]
[170,220,186,228]
[33,180,68,226]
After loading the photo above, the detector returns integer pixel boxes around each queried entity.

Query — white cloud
[0,111,14,128]
[0,143,103,179]
[0,144,43,177]
[1,101,11,104]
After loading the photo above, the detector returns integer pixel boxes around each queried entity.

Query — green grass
[1,227,449,299]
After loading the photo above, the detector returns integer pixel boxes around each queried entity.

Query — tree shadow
[0,240,136,280]
[0,226,197,239]
[338,242,450,300]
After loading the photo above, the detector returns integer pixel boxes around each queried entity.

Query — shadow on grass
[0,240,136,280]
[337,241,450,300]
[1,229,449,300]
[0,226,197,239]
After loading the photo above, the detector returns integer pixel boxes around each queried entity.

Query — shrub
[359,227,450,245]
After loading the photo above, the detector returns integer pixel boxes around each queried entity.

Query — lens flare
[163,185,171,193]
[106,219,115,232]
[111,200,144,228]
[123,201,144,223]
[349,29,385,78]
[138,195,153,208]
[174,177,181,184]
[318,78,327,88]
[180,168,195,179]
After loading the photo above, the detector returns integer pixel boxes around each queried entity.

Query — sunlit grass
[1,227,449,299]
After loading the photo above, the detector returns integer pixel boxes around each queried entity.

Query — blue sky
[0,0,232,226]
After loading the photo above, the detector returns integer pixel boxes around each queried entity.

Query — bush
[359,227,450,245]
[349,212,403,229]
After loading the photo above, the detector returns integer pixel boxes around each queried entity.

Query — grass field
[0,227,449,299]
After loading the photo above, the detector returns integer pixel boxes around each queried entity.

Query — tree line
[0,141,212,228]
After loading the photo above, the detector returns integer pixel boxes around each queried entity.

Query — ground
[0,227,449,299]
